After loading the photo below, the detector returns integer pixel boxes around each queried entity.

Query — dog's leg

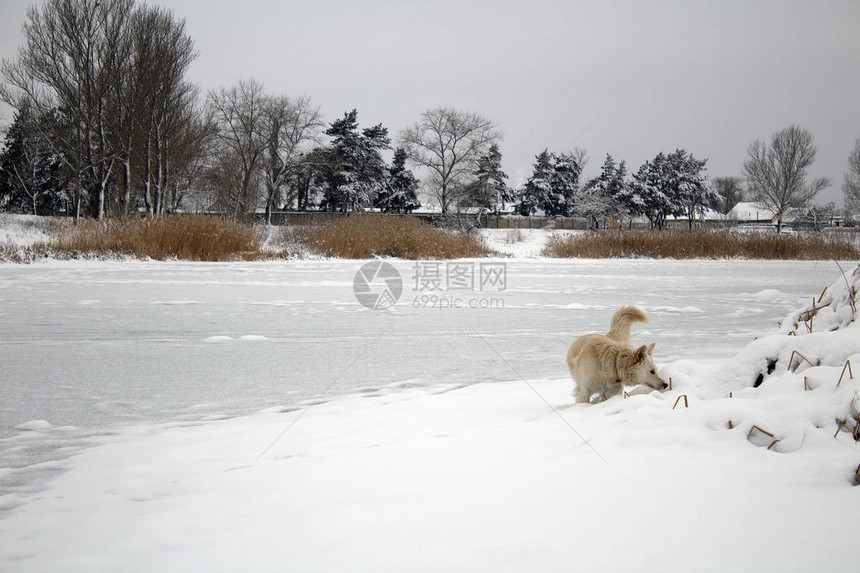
[573,383,592,404]
[594,381,623,403]
[605,382,624,399]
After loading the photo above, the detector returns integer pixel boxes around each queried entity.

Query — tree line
[1,0,858,230]
[1,0,203,219]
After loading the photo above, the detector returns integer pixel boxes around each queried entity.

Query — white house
[725,202,777,223]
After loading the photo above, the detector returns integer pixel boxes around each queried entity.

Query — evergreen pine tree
[0,105,67,215]
[518,150,553,215]
[376,147,420,213]
[517,150,582,216]
[322,110,391,211]
[668,149,711,229]
[548,151,581,216]
[630,154,671,229]
[576,154,622,228]
[468,143,510,214]
[629,150,709,229]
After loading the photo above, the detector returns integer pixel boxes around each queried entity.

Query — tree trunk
[123,157,132,217]
[97,184,105,220]
[144,129,153,214]
[155,123,163,215]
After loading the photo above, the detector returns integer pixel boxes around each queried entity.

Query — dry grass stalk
[834,422,848,439]
[838,360,854,387]
[787,350,817,372]
[672,395,689,409]
[832,259,857,315]
[804,376,810,391]
[748,425,775,439]
[804,298,815,332]
[748,425,779,452]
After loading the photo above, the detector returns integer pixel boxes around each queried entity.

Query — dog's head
[631,343,667,390]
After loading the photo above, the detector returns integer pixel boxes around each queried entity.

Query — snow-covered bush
[662,264,860,483]
[780,263,858,334]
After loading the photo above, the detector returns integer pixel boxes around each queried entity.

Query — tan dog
[566,306,666,403]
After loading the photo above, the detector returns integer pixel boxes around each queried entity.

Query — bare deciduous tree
[2,0,136,219]
[151,88,210,214]
[2,0,201,218]
[742,125,830,232]
[843,137,860,216]
[127,5,197,215]
[207,78,268,219]
[709,176,744,217]
[207,80,323,221]
[398,106,500,214]
[260,95,322,223]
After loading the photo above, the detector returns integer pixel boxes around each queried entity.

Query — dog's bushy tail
[607,306,648,344]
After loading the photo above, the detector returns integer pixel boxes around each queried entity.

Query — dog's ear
[647,343,656,355]
[635,345,648,363]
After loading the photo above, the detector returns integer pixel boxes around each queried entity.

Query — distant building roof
[664,202,777,223]
[726,202,776,222]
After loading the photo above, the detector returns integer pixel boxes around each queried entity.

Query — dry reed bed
[543,230,860,260]
[0,242,51,263]
[7,214,858,262]
[303,213,493,259]
[53,215,264,261]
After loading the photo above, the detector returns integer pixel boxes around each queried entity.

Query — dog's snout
[661,382,669,390]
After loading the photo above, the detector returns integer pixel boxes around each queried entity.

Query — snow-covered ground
[0,214,58,248]
[479,227,576,257]
[1,254,859,571]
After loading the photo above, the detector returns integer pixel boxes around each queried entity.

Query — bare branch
[742,125,830,232]
[397,106,500,214]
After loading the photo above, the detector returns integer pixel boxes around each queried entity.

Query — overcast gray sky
[2,0,859,205]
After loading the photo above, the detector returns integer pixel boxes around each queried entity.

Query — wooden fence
[478,214,588,230]
[258,211,589,230]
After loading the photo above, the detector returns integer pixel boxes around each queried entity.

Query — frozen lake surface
[0,258,837,475]
[1,258,835,441]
